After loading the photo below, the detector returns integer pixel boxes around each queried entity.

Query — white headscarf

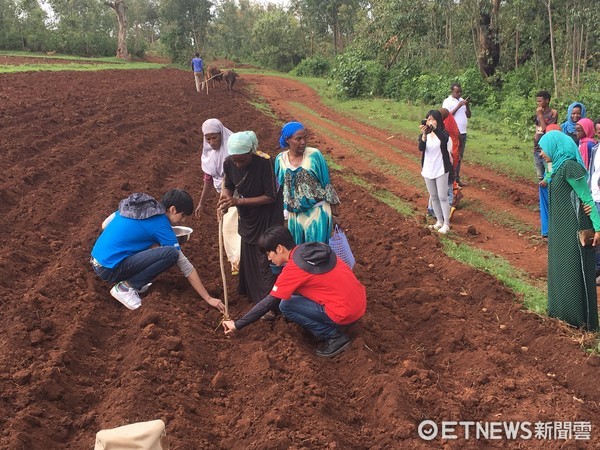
[201,118,234,192]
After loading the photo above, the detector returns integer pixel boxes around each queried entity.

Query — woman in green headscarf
[539,130,600,330]
[217,131,284,304]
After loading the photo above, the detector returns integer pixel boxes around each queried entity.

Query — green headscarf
[538,130,585,176]
[227,131,258,155]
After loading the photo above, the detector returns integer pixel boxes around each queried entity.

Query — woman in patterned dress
[539,130,600,330]
[275,122,340,245]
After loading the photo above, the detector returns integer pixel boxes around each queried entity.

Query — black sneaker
[315,333,351,358]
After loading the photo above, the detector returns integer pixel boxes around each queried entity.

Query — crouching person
[91,189,225,312]
[222,225,366,357]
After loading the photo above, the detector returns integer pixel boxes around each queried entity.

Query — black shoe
[315,333,351,358]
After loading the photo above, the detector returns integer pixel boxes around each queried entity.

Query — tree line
[1,0,598,121]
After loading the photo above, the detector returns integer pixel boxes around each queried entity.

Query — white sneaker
[110,282,142,310]
[438,224,450,234]
[137,283,152,294]
[428,222,443,231]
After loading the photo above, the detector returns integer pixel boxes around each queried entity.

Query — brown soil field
[1,66,599,449]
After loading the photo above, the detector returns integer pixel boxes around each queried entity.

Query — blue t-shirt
[192,57,203,73]
[91,212,180,269]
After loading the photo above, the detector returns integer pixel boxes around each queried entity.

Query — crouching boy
[222,226,366,357]
[91,189,224,312]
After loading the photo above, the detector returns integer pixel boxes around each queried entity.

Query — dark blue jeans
[455,133,467,181]
[93,247,179,291]
[279,295,341,339]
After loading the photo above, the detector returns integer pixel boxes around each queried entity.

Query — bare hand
[536,106,543,114]
[217,196,236,211]
[593,232,600,247]
[194,204,203,218]
[222,320,237,335]
[206,296,225,312]
[332,215,341,227]
[583,204,592,217]
[539,180,548,188]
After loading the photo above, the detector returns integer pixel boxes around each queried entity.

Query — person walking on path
[442,83,471,187]
[90,189,225,312]
[539,131,600,331]
[222,226,366,358]
[275,121,340,245]
[217,131,284,304]
[191,52,204,93]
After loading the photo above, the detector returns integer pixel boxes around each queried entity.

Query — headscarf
[539,130,585,175]
[228,131,258,155]
[279,121,305,148]
[561,102,586,134]
[578,118,597,167]
[201,119,233,191]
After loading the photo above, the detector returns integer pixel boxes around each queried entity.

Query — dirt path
[1,68,599,449]
[245,75,547,280]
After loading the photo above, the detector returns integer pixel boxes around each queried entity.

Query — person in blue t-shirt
[191,52,204,93]
[91,189,224,312]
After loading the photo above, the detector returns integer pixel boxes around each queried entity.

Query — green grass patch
[439,237,547,314]
[292,77,538,183]
[0,51,167,73]
[466,199,537,236]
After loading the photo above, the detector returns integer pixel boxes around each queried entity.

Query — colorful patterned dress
[547,160,599,330]
[275,147,340,245]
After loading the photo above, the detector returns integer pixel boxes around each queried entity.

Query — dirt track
[1,67,599,449]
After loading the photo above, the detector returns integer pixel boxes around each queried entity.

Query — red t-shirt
[270,248,367,324]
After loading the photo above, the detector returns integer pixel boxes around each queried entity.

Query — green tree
[251,8,306,72]
[159,0,212,65]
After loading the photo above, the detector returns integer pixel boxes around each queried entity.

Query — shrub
[291,55,331,77]
[331,51,367,98]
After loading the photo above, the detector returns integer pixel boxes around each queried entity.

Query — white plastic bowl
[172,226,193,244]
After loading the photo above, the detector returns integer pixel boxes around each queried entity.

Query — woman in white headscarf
[196,118,240,274]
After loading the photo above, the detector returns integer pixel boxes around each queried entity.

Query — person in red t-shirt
[222,226,367,357]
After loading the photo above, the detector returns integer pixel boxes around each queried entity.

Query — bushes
[331,51,367,98]
[291,55,331,77]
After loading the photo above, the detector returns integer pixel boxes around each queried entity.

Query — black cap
[292,242,337,275]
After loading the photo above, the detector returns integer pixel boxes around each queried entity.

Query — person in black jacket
[419,109,452,234]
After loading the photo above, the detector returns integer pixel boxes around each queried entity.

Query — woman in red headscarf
[576,118,597,169]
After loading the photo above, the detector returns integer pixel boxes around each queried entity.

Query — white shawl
[201,118,233,192]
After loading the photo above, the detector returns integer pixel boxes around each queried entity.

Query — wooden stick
[218,216,229,320]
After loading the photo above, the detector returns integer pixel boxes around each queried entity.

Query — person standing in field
[560,101,586,145]
[195,118,241,274]
[575,118,597,169]
[539,130,600,331]
[419,109,452,234]
[533,90,558,238]
[217,131,284,304]
[191,52,204,93]
[275,121,340,245]
[442,83,471,187]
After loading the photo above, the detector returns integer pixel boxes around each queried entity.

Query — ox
[224,69,238,93]
[204,66,223,90]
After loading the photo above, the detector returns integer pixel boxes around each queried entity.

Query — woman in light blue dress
[275,122,340,245]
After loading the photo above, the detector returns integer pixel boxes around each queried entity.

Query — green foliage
[251,9,306,72]
[291,55,331,78]
[331,51,367,98]
[362,60,387,96]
